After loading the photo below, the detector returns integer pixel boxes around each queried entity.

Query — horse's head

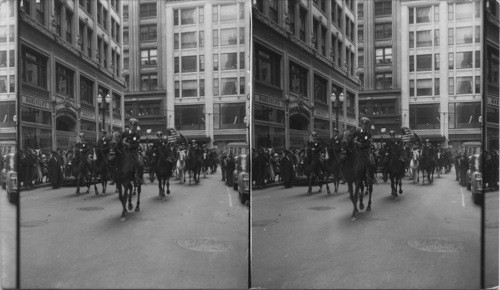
[412,149,420,160]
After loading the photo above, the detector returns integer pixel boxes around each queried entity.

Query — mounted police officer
[352,117,374,183]
[307,131,322,157]
[122,118,143,184]
[75,132,90,161]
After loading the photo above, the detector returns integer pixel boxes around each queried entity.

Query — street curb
[20,178,76,191]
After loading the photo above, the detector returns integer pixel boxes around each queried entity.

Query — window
[375,47,392,64]
[456,77,473,94]
[213,78,219,96]
[487,48,499,86]
[416,54,432,71]
[200,6,205,23]
[124,56,129,69]
[87,28,93,57]
[448,28,454,45]
[221,78,238,95]
[358,3,364,18]
[22,49,47,89]
[375,73,392,89]
[268,0,278,22]
[456,51,473,69]
[180,8,196,24]
[409,55,414,72]
[358,29,364,43]
[181,80,198,97]
[456,27,473,44]
[239,77,245,94]
[0,51,5,67]
[35,0,45,25]
[220,28,238,46]
[254,45,280,87]
[140,25,157,42]
[475,26,480,43]
[434,29,439,46]
[56,64,74,98]
[141,74,158,91]
[287,0,296,33]
[180,32,196,49]
[213,30,218,46]
[434,53,440,70]
[299,7,307,41]
[434,78,440,95]
[221,53,238,70]
[449,77,454,95]
[200,79,205,96]
[289,62,308,95]
[174,105,205,130]
[314,75,327,104]
[54,2,62,36]
[80,76,93,105]
[220,4,237,21]
[448,3,454,20]
[449,102,481,128]
[375,0,391,16]
[140,49,157,66]
[239,52,245,69]
[456,2,472,20]
[409,31,414,48]
[213,5,218,22]
[181,56,197,72]
[475,76,481,93]
[123,5,128,20]
[199,31,204,47]
[214,103,246,129]
[416,30,432,47]
[0,76,6,93]
[346,92,355,118]
[312,19,319,49]
[375,23,392,40]
[123,27,129,43]
[409,104,440,129]
[137,102,161,116]
[434,5,439,22]
[410,80,415,96]
[66,10,73,43]
[416,7,431,23]
[448,52,454,69]
[475,51,480,68]
[416,79,432,96]
[409,7,414,24]
[200,55,205,72]
[358,55,364,68]
[254,104,285,124]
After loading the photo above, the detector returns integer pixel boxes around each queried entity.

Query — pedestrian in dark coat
[280,150,294,188]
[48,151,62,189]
[220,153,228,181]
[226,154,235,186]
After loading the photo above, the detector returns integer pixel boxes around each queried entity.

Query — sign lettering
[21,96,52,110]
[255,94,284,108]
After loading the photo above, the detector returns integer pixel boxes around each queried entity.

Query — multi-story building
[401,0,482,149]
[357,0,403,141]
[123,0,251,149]
[0,0,16,154]
[253,0,360,150]
[19,0,126,152]
[484,0,499,151]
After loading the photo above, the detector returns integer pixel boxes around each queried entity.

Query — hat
[389,130,395,136]
[101,130,107,134]
[360,117,371,124]
[311,131,317,136]
[129,118,139,126]
[191,140,197,144]
[157,131,163,136]
[79,132,84,137]
[425,139,430,142]
[332,128,339,133]
[284,149,292,155]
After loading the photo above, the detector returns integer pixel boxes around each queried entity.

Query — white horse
[409,149,420,183]
[176,149,186,183]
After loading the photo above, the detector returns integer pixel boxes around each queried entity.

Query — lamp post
[97,93,112,132]
[381,127,386,148]
[331,91,345,131]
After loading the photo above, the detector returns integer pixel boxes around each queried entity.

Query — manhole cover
[177,238,232,252]
[21,220,48,227]
[308,206,335,211]
[77,207,104,211]
[252,220,278,227]
[407,238,463,253]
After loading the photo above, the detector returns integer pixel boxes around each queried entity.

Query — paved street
[20,171,249,289]
[252,169,481,289]
[485,189,499,289]
[0,188,17,289]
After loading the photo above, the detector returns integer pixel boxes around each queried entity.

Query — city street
[0,188,17,289]
[252,169,481,289]
[20,171,249,289]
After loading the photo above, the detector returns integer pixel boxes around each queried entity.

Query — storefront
[254,93,286,149]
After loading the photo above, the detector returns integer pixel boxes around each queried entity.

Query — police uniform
[352,117,374,182]
[75,134,90,160]
[123,119,143,184]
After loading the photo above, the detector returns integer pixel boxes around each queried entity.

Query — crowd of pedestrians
[454,148,499,190]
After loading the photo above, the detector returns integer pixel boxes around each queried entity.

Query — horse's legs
[135,184,141,212]
[127,182,134,211]
[398,177,403,194]
[358,180,365,210]
[166,178,171,195]
[75,175,81,195]
[118,184,127,221]
[350,182,359,221]
[307,173,314,196]
[390,175,396,198]
[158,177,163,197]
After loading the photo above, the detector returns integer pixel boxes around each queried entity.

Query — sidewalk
[20,177,76,191]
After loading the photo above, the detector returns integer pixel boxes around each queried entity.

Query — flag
[400,127,416,143]
[178,132,189,145]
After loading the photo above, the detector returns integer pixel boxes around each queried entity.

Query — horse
[144,145,156,183]
[341,131,372,221]
[176,148,186,183]
[93,145,111,195]
[419,146,436,184]
[110,133,141,222]
[409,149,420,183]
[303,145,327,196]
[185,146,202,184]
[154,143,176,198]
[201,150,209,178]
[323,139,343,194]
[387,145,406,198]
[73,146,96,195]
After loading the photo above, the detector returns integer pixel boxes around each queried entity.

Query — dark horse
[110,133,141,222]
[341,131,372,221]
[73,146,96,195]
[419,146,436,184]
[324,139,343,194]
[387,144,405,199]
[302,146,327,196]
[154,143,176,198]
[93,146,111,195]
[185,146,202,184]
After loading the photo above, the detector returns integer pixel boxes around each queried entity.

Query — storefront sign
[255,94,284,108]
[80,110,96,120]
[21,96,52,110]
[314,109,330,119]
